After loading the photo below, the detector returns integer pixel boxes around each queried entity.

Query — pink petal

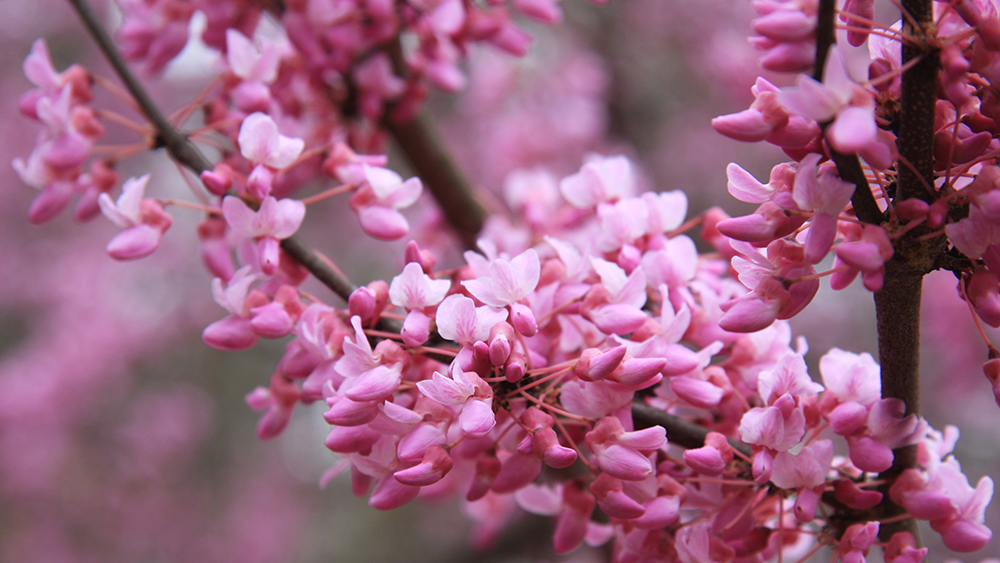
[107,223,163,260]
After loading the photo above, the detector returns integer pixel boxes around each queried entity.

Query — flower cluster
[12,0,1000,561]
[205,154,987,560]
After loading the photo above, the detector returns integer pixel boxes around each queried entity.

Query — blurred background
[0,0,997,561]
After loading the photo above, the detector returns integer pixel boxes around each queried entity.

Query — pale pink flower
[226,29,281,84]
[779,47,878,153]
[435,294,508,347]
[462,248,541,308]
[238,112,305,198]
[416,361,496,438]
[97,174,172,260]
[222,195,305,275]
[389,262,451,345]
[348,164,423,240]
[559,154,636,208]
[793,153,856,263]
[585,416,666,481]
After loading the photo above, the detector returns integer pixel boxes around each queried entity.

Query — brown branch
[873,0,940,543]
[631,401,751,456]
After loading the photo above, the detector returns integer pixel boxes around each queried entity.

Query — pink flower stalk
[222,195,305,275]
[98,174,173,260]
[237,112,305,199]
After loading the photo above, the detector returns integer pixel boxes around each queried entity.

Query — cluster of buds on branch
[12,0,1000,560]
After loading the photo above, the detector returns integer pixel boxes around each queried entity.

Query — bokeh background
[0,1,997,561]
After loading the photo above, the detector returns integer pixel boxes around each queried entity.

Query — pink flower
[559,154,636,208]
[222,195,305,275]
[348,164,423,240]
[462,248,541,308]
[389,262,451,346]
[237,113,305,198]
[585,416,665,481]
[779,47,878,154]
[203,266,263,351]
[793,153,856,263]
[435,294,508,347]
[97,174,172,260]
[416,362,496,438]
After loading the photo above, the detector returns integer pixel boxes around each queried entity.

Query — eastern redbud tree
[11,0,1000,561]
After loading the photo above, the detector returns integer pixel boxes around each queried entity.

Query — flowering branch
[67,0,357,303]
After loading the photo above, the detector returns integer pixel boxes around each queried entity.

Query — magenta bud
[504,352,526,383]
[533,428,578,468]
[247,164,274,200]
[200,163,233,196]
[394,446,453,487]
[324,396,379,426]
[712,109,774,142]
[632,495,680,529]
[896,198,929,221]
[613,357,668,386]
[510,302,537,336]
[752,10,815,42]
[232,80,272,113]
[683,445,728,476]
[472,340,491,363]
[847,435,894,473]
[325,424,381,453]
[758,40,815,73]
[348,286,377,322]
[401,309,431,347]
[716,203,790,242]
[28,181,75,224]
[489,334,511,366]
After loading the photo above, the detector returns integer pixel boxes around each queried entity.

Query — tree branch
[632,401,751,456]
[873,0,940,543]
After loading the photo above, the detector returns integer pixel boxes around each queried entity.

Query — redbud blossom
[97,174,172,260]
[222,195,305,275]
